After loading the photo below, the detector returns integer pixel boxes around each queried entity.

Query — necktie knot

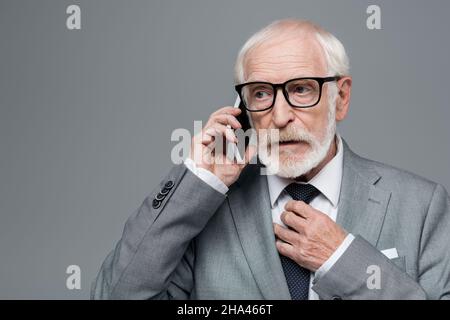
[284,183,320,204]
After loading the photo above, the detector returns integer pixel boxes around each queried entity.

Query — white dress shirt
[184,133,354,300]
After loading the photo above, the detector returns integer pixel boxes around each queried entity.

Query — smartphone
[226,96,251,162]
[235,96,251,132]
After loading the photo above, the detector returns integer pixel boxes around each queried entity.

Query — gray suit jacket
[91,139,450,299]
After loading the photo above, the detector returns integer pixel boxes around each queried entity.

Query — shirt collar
[267,133,344,208]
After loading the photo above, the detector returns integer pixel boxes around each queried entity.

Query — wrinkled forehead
[243,32,328,83]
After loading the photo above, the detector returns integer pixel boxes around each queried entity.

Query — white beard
[257,100,337,179]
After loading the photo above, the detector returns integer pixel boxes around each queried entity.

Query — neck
[295,135,338,182]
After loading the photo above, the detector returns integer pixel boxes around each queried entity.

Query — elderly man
[92,19,450,300]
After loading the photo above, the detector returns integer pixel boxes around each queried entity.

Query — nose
[272,88,295,128]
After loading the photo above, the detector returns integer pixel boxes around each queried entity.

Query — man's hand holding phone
[189,106,257,187]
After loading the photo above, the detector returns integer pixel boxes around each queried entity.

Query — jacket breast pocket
[389,255,406,272]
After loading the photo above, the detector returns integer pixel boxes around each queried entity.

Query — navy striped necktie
[280,183,320,300]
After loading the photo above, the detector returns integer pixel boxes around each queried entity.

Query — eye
[294,85,312,94]
[251,87,272,100]
[255,91,270,99]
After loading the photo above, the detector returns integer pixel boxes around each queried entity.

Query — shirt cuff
[183,158,229,195]
[314,233,355,282]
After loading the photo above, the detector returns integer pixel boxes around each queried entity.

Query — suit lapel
[228,163,291,300]
[337,140,391,246]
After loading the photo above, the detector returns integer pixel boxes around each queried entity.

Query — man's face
[244,33,337,178]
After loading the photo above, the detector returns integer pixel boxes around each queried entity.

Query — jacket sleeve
[311,235,428,299]
[417,184,450,299]
[90,163,227,299]
[312,183,450,300]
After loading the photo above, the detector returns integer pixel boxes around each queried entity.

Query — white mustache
[263,126,316,146]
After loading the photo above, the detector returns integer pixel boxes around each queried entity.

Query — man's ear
[335,76,352,122]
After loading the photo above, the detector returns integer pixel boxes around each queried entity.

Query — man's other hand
[273,200,347,271]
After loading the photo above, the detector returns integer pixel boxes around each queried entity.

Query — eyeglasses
[234,76,340,112]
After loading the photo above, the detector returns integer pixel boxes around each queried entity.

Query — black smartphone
[235,98,251,132]
[233,96,251,151]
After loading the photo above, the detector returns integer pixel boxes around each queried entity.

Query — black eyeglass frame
[234,76,341,112]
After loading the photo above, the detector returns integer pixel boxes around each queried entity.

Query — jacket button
[331,295,342,300]
[164,180,174,189]
[160,187,170,195]
[152,198,161,209]
[155,192,165,201]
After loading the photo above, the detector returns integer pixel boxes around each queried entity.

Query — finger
[275,240,295,259]
[215,150,229,166]
[280,211,307,233]
[273,223,298,245]
[201,127,241,166]
[211,114,242,130]
[202,124,237,145]
[211,106,242,117]
[194,137,216,164]
[200,127,218,146]
[284,200,310,219]
[224,127,238,144]
[219,148,239,166]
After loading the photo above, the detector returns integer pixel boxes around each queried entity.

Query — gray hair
[234,19,350,84]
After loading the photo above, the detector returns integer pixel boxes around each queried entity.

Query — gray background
[0,0,449,299]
